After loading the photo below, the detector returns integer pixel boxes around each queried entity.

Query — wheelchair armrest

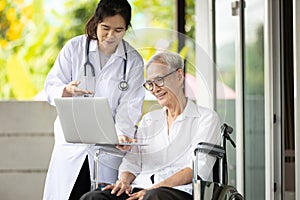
[194,142,225,159]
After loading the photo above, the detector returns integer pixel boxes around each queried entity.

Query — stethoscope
[84,37,129,91]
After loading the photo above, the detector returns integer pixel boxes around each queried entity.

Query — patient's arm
[150,167,192,189]
[118,171,136,185]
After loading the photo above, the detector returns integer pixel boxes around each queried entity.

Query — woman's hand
[62,80,94,97]
[116,135,137,151]
[127,189,147,200]
[103,179,132,196]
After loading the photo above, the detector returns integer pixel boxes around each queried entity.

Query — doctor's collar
[88,39,127,60]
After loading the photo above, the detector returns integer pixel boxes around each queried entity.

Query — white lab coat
[43,35,145,200]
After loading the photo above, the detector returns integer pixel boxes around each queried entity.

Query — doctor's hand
[116,135,137,151]
[62,80,94,97]
[102,179,132,197]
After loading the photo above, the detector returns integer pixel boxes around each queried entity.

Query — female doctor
[43,0,145,199]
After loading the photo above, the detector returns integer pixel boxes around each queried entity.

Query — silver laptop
[54,97,146,146]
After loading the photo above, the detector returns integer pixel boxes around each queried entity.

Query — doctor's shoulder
[123,40,143,64]
[61,35,86,52]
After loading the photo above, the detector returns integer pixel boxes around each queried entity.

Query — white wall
[0,101,56,200]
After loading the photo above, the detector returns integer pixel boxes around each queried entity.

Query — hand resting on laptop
[116,135,137,151]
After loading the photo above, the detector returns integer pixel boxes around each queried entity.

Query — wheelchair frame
[193,123,244,200]
[91,146,125,191]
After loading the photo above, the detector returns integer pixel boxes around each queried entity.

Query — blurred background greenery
[0,0,195,100]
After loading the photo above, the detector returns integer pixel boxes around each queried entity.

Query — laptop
[54,97,146,146]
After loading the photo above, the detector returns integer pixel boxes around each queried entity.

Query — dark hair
[85,0,131,40]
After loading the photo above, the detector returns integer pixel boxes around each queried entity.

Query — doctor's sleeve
[118,145,143,178]
[44,41,73,106]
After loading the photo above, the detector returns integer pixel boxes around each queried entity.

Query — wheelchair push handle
[221,123,233,134]
[221,123,236,148]
[194,142,225,159]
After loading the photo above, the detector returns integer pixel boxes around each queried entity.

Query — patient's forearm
[150,167,192,189]
[119,171,136,184]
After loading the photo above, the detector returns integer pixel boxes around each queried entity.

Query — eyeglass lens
[143,69,178,91]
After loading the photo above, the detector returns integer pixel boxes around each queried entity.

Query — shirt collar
[89,39,127,60]
[162,99,200,121]
[114,40,127,60]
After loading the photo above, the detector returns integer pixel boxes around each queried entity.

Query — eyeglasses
[143,69,178,91]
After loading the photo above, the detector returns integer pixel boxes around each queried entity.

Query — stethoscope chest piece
[119,80,129,91]
[84,37,129,92]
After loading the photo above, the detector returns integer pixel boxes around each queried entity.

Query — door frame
[265,0,282,199]
[293,0,300,199]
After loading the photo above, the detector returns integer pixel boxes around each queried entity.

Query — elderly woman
[80,51,221,200]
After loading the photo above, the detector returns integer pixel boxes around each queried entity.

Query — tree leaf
[6,55,37,99]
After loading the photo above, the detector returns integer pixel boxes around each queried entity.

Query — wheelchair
[193,123,244,200]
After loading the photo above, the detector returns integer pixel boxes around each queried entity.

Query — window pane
[215,0,237,187]
[244,0,265,198]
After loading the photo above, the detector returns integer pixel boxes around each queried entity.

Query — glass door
[243,0,265,199]
[215,0,266,198]
[215,0,238,188]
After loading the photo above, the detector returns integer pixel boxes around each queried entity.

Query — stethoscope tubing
[84,36,128,91]
[84,37,96,77]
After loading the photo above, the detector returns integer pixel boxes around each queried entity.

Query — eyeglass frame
[143,68,179,91]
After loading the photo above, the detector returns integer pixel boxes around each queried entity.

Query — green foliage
[131,0,195,39]
[217,23,265,96]
[130,0,196,76]
[0,0,98,99]
[56,0,98,48]
[245,23,264,95]
[131,0,174,28]
[0,0,196,99]
[185,0,195,39]
[0,0,52,99]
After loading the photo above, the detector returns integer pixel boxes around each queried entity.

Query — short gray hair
[146,51,184,70]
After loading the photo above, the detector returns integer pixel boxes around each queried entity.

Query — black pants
[69,156,91,200]
[80,187,192,200]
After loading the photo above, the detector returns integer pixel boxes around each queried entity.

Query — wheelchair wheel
[230,193,244,200]
[218,185,244,200]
